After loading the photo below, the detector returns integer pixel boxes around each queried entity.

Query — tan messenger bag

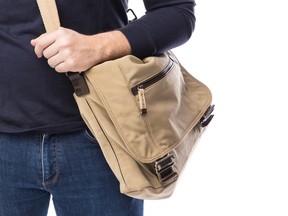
[36,0,215,200]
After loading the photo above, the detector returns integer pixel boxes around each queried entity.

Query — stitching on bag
[118,60,142,112]
[120,55,169,91]
[139,63,212,157]
[85,99,128,187]
[141,62,176,94]
[118,62,162,159]
[118,56,170,152]
[119,56,141,90]
[93,57,212,162]
[117,57,189,161]
[88,60,160,162]
[94,84,152,161]
[141,63,181,153]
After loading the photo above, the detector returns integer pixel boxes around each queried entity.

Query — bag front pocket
[131,58,174,115]
[130,58,188,152]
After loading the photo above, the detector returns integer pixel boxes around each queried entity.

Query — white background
[49,0,288,215]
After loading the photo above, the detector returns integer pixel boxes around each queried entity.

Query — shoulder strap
[35,0,90,96]
[36,0,60,32]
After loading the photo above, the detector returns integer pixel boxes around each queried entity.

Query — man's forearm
[31,28,131,73]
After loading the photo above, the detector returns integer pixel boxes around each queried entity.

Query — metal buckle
[155,153,178,185]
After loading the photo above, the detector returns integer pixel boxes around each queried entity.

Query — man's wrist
[91,30,131,63]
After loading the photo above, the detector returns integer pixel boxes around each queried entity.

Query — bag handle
[36,0,90,96]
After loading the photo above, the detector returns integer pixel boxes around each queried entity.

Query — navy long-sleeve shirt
[0,0,196,133]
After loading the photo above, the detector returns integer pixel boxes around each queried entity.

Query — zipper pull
[138,86,147,115]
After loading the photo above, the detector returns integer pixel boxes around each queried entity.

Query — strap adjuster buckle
[155,153,178,185]
[200,105,215,127]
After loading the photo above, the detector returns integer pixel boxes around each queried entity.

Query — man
[0,0,196,215]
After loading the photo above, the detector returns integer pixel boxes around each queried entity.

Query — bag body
[74,52,213,199]
[35,0,214,200]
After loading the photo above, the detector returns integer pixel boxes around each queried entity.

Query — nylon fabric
[36,0,213,200]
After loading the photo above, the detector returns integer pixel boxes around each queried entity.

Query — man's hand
[31,27,131,73]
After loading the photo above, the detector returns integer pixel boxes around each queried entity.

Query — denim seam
[41,135,60,188]
[44,143,60,188]
[41,134,46,187]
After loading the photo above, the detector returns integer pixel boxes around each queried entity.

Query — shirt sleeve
[119,0,196,58]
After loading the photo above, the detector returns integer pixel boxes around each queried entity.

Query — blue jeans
[0,129,143,216]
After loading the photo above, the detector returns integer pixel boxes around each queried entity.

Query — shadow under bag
[36,0,215,200]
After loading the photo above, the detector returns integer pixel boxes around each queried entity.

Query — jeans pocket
[84,129,98,143]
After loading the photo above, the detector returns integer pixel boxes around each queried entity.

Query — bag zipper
[131,58,174,115]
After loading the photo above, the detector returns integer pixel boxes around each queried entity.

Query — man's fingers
[31,32,57,58]
[54,62,68,73]
[42,44,59,59]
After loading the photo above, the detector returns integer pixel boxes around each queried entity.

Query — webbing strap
[35,0,89,96]
[36,0,60,32]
